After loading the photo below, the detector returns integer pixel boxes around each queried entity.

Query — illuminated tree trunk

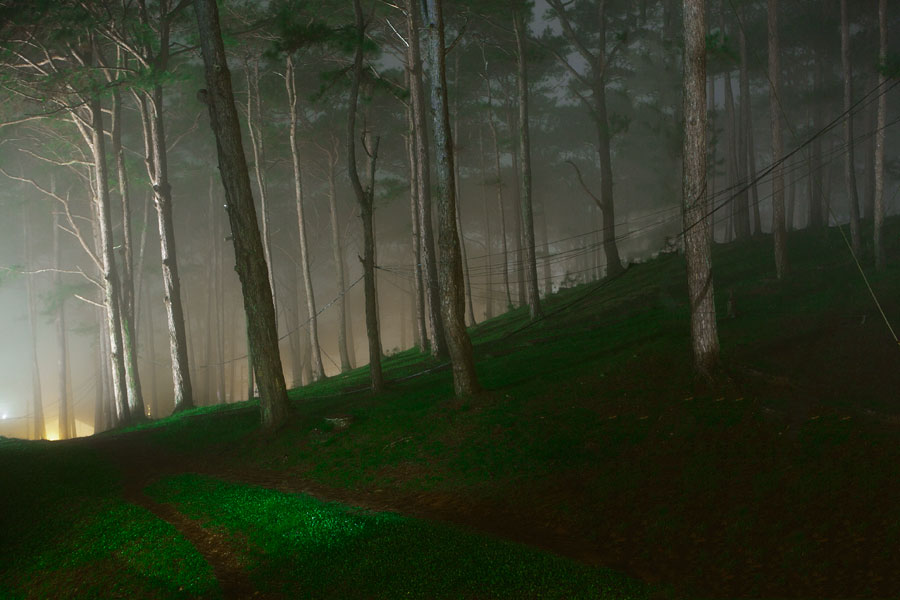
[286,54,325,381]
[23,206,46,440]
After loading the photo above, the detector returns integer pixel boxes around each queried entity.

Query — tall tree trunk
[873,0,887,270]
[245,56,278,321]
[89,94,131,425]
[592,5,623,276]
[862,72,876,220]
[683,0,719,376]
[348,0,384,393]
[484,75,512,308]
[479,126,494,320]
[324,138,356,369]
[841,0,861,254]
[506,98,527,307]
[195,0,290,429]
[422,0,481,396]
[768,0,789,279]
[286,54,325,380]
[739,26,762,234]
[513,9,543,319]
[111,87,145,420]
[451,54,477,326]
[143,85,194,412]
[405,95,428,352]
[53,210,70,437]
[23,206,45,440]
[94,311,109,432]
[809,57,826,229]
[406,0,448,357]
[721,5,747,240]
[144,286,159,417]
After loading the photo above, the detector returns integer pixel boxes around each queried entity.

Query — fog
[1,0,897,439]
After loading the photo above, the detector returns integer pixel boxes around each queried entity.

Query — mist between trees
[0,0,896,437]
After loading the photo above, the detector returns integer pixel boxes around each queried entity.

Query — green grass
[3,218,900,598]
[0,438,219,600]
[147,474,651,599]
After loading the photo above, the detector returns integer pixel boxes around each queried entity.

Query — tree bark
[768,0,789,279]
[245,56,278,323]
[422,0,481,396]
[874,0,887,270]
[738,26,762,235]
[841,0,861,254]
[324,137,355,369]
[194,0,290,429]
[90,94,131,425]
[451,54,477,326]
[286,54,325,380]
[683,0,719,376]
[484,74,512,308]
[348,0,384,393]
[513,8,543,320]
[404,92,428,352]
[23,205,46,440]
[406,0,448,357]
[111,85,146,420]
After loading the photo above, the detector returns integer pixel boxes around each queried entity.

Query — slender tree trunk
[323,139,355,369]
[195,0,290,429]
[451,54,477,326]
[89,95,131,425]
[245,57,278,321]
[809,57,825,229]
[485,77,512,308]
[406,0,448,357]
[862,72,876,220]
[683,0,719,376]
[286,54,325,380]
[874,0,887,269]
[348,0,384,393]
[506,98,527,307]
[53,211,71,437]
[513,9,543,319]
[143,86,194,412]
[768,0,789,279]
[23,206,46,440]
[144,286,158,417]
[405,95,428,352]
[422,0,481,396]
[841,0,861,254]
[479,126,494,320]
[739,26,761,234]
[591,6,624,275]
[111,87,145,420]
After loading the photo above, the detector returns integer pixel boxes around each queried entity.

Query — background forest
[0,0,897,439]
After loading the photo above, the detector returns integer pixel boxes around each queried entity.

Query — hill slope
[3,220,900,599]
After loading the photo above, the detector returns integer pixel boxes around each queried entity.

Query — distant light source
[1,414,6,420]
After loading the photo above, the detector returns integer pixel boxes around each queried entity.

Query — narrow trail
[85,429,649,596]
[92,432,274,600]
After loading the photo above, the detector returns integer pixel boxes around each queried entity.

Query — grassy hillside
[2,220,900,599]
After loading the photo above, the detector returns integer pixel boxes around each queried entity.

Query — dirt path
[93,432,275,600]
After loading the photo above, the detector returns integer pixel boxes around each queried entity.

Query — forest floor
[3,220,900,599]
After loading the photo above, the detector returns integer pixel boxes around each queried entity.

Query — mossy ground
[2,220,899,598]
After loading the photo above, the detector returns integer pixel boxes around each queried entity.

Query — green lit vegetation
[2,222,899,597]
[147,474,649,599]
[0,438,219,600]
